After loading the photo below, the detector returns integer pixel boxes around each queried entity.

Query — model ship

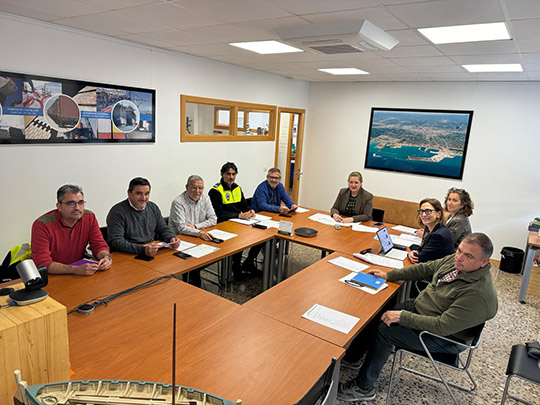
[14,371,241,405]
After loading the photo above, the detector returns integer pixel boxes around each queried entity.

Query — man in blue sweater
[243,168,298,273]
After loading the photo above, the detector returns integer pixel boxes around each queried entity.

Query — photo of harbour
[365,108,473,179]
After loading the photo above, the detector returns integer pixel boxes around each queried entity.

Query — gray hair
[57,184,84,203]
[186,175,203,186]
[267,168,281,176]
[463,233,493,259]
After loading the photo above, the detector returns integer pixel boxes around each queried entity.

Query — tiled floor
[198,245,540,404]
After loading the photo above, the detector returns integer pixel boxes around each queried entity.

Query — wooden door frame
[274,107,305,203]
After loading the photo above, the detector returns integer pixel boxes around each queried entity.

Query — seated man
[339,233,498,402]
[31,184,112,275]
[209,162,255,279]
[107,177,180,257]
[243,168,298,273]
[170,174,217,287]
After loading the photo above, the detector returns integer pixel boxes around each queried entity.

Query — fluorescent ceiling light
[463,64,523,73]
[418,22,510,44]
[318,68,369,75]
[229,40,303,54]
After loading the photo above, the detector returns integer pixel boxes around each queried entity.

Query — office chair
[386,323,485,405]
[99,226,108,241]
[294,357,336,405]
[501,344,540,404]
[372,208,385,223]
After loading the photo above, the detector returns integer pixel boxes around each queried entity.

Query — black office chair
[501,344,540,404]
[294,357,336,405]
[386,323,485,405]
[372,208,385,223]
[99,226,108,241]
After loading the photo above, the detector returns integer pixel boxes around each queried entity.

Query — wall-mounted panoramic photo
[0,70,155,144]
[364,107,473,180]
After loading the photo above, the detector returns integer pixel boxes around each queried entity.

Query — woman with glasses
[444,187,473,248]
[408,198,454,264]
[330,171,373,223]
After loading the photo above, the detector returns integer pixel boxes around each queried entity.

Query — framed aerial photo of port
[364,107,473,180]
[0,70,155,144]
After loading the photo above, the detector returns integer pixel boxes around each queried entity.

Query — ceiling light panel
[418,22,510,44]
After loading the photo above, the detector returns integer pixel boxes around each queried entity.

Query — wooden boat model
[14,370,241,405]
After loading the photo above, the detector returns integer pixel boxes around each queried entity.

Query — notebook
[349,271,386,290]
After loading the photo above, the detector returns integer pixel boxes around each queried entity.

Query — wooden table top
[528,230,540,248]
[173,306,345,405]
[44,256,167,310]
[67,277,240,381]
[114,220,276,276]
[244,251,401,348]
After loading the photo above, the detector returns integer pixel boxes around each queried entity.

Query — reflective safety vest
[212,183,243,205]
[1,242,31,281]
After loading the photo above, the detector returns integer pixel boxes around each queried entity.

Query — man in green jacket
[339,232,498,402]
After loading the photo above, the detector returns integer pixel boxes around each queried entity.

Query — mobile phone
[279,213,292,218]
[174,251,192,259]
[210,237,224,244]
[252,223,268,229]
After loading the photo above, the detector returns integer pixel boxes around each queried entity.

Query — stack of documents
[353,252,404,269]
[392,225,417,235]
[229,213,272,226]
[209,229,237,240]
[308,213,357,227]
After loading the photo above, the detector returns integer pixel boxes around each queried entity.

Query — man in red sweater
[31,184,111,275]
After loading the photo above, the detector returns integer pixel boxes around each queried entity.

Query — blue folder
[349,272,385,289]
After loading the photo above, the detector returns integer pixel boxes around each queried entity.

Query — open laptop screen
[376,226,394,255]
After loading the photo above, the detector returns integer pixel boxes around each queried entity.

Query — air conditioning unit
[276,20,399,55]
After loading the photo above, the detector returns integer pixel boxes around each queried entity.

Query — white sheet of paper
[399,233,422,244]
[339,272,389,295]
[328,256,369,273]
[229,218,258,225]
[389,234,414,247]
[183,244,220,258]
[308,213,357,227]
[352,223,378,233]
[209,229,237,240]
[295,207,309,213]
[176,241,196,251]
[353,253,404,269]
[392,225,418,235]
[258,219,280,229]
[254,214,271,221]
[302,303,359,334]
[385,249,408,261]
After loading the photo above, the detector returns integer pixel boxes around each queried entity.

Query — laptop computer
[376,226,408,261]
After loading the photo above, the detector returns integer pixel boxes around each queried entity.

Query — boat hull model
[14,371,241,405]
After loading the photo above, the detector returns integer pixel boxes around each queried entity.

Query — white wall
[301,81,540,258]
[0,13,309,254]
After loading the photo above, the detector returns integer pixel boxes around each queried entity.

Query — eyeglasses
[417,209,434,215]
[63,200,86,207]
[189,186,204,190]
[268,176,281,180]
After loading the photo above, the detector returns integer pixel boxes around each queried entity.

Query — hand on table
[73,263,99,276]
[97,256,112,271]
[408,250,419,264]
[198,231,212,241]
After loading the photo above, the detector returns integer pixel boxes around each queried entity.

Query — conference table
[244,251,401,348]
[519,230,540,304]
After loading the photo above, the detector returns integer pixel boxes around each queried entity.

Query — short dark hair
[57,184,83,203]
[417,198,445,227]
[128,177,151,192]
[463,233,493,259]
[220,162,238,175]
[445,187,474,217]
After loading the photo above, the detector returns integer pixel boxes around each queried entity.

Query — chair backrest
[372,196,418,228]
[294,357,336,405]
[372,208,385,223]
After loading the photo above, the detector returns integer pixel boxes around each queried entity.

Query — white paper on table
[302,303,359,334]
[294,207,309,213]
[254,214,272,221]
[308,213,357,227]
[183,244,220,258]
[328,256,369,273]
[353,253,404,269]
[352,223,378,233]
[392,225,417,235]
[209,229,237,240]
[258,219,280,229]
[385,249,408,261]
[175,241,196,251]
[229,218,258,225]
[389,234,414,247]
[399,233,422,245]
[339,272,388,295]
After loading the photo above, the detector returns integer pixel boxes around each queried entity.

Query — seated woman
[408,198,454,264]
[330,171,373,223]
[445,187,473,249]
